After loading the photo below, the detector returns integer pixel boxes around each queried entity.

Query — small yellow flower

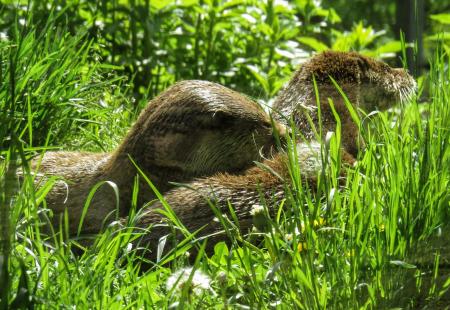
[313,217,326,227]
[345,249,355,257]
[297,242,307,252]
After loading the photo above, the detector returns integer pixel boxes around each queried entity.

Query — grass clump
[0,12,131,152]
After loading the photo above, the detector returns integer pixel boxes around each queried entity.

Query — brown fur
[126,52,416,260]
[32,81,283,234]
[31,52,416,256]
[125,143,323,259]
[273,51,416,156]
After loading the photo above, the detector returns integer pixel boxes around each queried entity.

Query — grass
[1,6,450,310]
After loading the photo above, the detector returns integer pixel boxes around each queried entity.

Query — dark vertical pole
[141,0,152,103]
[395,0,424,76]
[130,0,137,62]
[111,0,116,64]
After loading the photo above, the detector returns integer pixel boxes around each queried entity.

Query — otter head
[273,51,416,156]
[348,53,416,111]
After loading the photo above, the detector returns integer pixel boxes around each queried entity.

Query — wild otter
[122,51,416,259]
[31,81,284,235]
[126,141,330,260]
[30,51,416,253]
[273,51,416,156]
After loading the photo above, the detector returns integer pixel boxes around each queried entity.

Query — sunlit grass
[1,6,449,310]
[4,53,449,308]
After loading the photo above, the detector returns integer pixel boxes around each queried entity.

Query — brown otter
[32,51,415,250]
[126,142,327,260]
[125,51,416,260]
[273,51,416,156]
[31,80,284,235]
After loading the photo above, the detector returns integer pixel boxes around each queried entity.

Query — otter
[121,51,416,259]
[31,52,416,243]
[126,142,328,260]
[31,80,285,235]
[273,51,416,156]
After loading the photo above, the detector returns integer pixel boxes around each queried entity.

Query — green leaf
[219,0,247,12]
[389,260,417,269]
[77,180,120,236]
[328,8,342,24]
[246,65,270,95]
[374,41,403,56]
[179,0,199,7]
[430,13,450,25]
[275,48,295,59]
[151,0,175,10]
[426,32,450,41]
[298,37,329,52]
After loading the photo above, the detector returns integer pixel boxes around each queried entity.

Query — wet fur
[127,52,416,259]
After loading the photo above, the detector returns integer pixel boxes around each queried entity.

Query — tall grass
[0,10,133,151]
[1,4,449,310]
[0,9,131,308]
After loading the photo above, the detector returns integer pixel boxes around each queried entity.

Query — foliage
[0,13,131,151]
[0,0,449,309]
[1,0,405,104]
[426,13,450,54]
[2,50,449,307]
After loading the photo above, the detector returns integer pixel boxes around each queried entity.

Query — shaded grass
[0,10,132,153]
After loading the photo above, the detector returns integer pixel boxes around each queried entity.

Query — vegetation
[0,0,449,308]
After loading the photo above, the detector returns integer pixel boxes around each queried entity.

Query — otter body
[32,80,281,234]
[127,51,416,259]
[129,142,328,259]
[32,52,416,254]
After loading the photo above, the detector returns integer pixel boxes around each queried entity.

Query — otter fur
[128,144,321,259]
[30,51,416,256]
[31,80,283,234]
[122,51,416,259]
[273,51,416,156]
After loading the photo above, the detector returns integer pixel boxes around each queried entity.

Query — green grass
[1,5,450,310]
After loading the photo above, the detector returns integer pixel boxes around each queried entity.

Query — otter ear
[354,56,370,71]
[348,57,366,84]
